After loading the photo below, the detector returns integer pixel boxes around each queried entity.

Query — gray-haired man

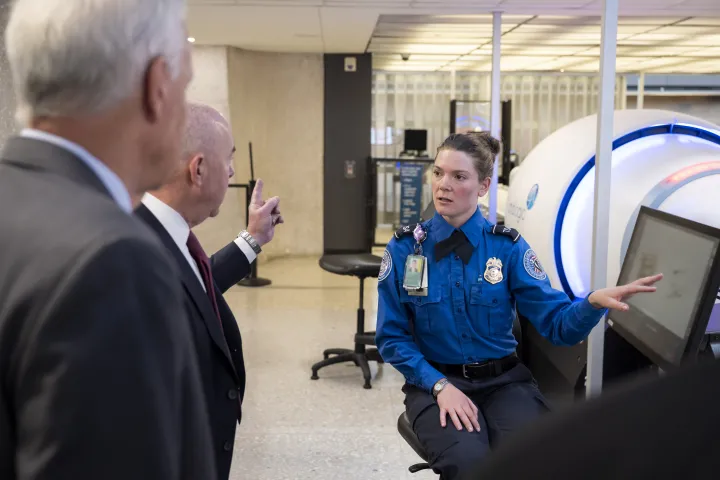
[0,1,216,479]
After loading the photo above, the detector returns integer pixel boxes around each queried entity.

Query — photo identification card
[403,255,425,290]
[405,255,428,297]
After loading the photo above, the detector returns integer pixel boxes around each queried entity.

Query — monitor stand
[602,327,656,388]
[602,319,720,390]
[700,302,720,360]
[699,332,720,360]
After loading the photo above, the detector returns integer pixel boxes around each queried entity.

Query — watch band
[432,378,449,399]
[239,230,262,255]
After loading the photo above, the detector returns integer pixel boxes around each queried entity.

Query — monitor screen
[404,129,427,152]
[609,208,720,368]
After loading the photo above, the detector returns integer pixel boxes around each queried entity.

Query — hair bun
[468,131,501,156]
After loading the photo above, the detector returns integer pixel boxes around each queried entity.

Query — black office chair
[398,412,432,473]
[311,253,384,389]
[397,314,526,474]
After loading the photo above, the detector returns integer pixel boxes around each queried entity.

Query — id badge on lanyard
[403,225,429,296]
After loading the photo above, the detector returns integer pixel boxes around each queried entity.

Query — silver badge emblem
[484,257,504,285]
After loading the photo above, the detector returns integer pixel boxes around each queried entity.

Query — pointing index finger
[251,179,264,206]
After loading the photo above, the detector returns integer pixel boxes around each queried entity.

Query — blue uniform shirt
[376,207,607,393]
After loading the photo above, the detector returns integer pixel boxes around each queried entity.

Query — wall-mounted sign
[400,163,424,225]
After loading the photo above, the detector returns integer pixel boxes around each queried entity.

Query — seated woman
[375,131,662,480]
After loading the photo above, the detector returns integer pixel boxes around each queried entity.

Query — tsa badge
[484,257,504,284]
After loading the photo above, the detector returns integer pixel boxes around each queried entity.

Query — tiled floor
[226,255,436,480]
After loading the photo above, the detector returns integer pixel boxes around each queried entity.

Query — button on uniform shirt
[376,207,607,393]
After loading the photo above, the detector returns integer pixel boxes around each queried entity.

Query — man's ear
[142,56,172,122]
[188,154,204,186]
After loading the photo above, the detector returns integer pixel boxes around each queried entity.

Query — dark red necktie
[186,231,221,322]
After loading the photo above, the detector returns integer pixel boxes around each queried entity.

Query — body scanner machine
[504,109,720,397]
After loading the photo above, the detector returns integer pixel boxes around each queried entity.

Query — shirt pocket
[469,283,513,337]
[399,283,444,333]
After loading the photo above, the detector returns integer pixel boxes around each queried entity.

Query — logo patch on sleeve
[523,249,547,281]
[378,249,392,282]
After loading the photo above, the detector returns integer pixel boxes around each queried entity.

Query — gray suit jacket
[0,137,217,479]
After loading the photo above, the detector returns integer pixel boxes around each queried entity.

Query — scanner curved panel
[505,109,720,299]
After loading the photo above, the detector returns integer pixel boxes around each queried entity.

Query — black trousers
[403,363,551,480]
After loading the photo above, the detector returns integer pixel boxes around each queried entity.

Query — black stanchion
[229,141,271,287]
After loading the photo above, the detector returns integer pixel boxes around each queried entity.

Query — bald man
[135,103,282,480]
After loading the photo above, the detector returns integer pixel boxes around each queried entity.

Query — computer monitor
[404,129,427,152]
[607,206,720,371]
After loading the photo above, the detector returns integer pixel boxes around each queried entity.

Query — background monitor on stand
[403,129,428,157]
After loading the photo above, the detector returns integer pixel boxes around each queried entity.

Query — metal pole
[637,72,645,109]
[489,11,502,224]
[586,0,618,398]
[450,68,457,100]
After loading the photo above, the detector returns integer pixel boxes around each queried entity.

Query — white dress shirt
[21,128,133,213]
[141,193,256,291]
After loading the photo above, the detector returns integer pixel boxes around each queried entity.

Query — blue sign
[527,184,539,210]
[400,163,425,226]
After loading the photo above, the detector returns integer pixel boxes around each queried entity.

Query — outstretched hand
[588,273,664,311]
[247,179,283,247]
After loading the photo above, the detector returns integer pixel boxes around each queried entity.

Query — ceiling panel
[187,1,720,74]
[368,12,720,74]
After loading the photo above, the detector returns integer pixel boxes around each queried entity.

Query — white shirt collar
[20,128,133,213]
[141,193,191,249]
[141,193,206,291]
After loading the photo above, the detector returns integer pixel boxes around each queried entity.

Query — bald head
[147,102,236,227]
[182,103,233,163]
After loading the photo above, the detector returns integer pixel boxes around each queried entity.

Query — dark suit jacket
[136,204,250,480]
[0,137,216,479]
[470,358,720,480]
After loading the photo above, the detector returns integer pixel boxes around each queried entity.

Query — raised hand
[247,179,283,247]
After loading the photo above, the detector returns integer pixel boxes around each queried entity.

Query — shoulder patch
[523,249,547,281]
[394,225,415,240]
[378,250,393,282]
[491,225,521,242]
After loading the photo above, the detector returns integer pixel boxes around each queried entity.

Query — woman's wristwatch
[432,378,449,399]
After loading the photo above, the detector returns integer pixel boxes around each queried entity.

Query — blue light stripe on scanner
[553,123,720,300]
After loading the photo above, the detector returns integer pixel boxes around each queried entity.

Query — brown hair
[436,131,501,181]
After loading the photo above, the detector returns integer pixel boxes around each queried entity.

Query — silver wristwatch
[239,230,262,255]
[432,378,449,399]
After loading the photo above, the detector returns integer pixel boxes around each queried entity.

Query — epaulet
[394,224,416,240]
[491,224,521,242]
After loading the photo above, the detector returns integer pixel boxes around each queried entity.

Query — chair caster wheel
[311,373,319,380]
[363,383,372,389]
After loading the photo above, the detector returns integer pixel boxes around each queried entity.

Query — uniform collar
[431,206,485,248]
